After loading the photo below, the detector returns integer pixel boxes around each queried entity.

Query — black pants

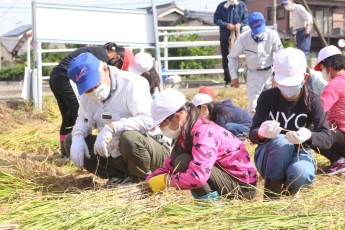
[315,129,345,163]
[64,131,170,180]
[170,147,256,200]
[49,68,79,137]
[220,38,231,83]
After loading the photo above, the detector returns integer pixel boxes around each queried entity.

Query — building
[246,0,345,52]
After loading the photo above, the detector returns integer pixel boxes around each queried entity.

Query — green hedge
[0,64,25,81]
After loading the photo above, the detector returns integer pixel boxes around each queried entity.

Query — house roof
[2,25,32,37]
[183,9,214,25]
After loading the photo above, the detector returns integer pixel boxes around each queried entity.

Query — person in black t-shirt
[249,48,333,200]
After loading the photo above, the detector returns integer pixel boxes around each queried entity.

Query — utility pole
[272,0,277,30]
[299,0,328,47]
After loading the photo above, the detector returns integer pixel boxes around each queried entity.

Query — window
[267,6,286,22]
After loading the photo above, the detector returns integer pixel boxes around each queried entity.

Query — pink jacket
[321,73,345,133]
[147,118,257,189]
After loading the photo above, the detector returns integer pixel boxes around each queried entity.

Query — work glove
[94,125,113,157]
[70,135,90,168]
[258,120,282,139]
[148,174,167,193]
[285,127,312,145]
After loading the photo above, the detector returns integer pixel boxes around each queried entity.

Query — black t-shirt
[51,46,109,77]
[249,87,333,149]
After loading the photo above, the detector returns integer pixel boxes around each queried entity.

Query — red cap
[198,86,215,99]
[121,48,133,71]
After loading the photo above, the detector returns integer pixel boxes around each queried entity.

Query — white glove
[94,125,113,157]
[258,120,282,139]
[285,127,312,144]
[70,135,90,168]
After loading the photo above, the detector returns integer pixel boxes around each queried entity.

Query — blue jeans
[225,123,249,140]
[296,29,312,62]
[254,135,315,192]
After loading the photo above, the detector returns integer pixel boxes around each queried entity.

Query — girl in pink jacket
[147,88,257,200]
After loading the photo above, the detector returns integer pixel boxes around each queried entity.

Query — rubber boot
[60,141,69,158]
[264,179,283,201]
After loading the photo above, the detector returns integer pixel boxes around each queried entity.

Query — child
[147,88,257,200]
[192,93,252,141]
[249,48,333,199]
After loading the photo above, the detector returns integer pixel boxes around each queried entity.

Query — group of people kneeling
[61,44,344,201]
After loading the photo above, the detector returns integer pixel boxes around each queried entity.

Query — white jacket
[72,66,153,158]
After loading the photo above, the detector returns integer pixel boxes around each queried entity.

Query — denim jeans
[254,134,315,192]
[296,29,312,62]
[225,123,250,140]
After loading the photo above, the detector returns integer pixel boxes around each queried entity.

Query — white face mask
[284,5,292,11]
[160,120,182,140]
[321,69,331,82]
[87,82,110,101]
[277,84,303,98]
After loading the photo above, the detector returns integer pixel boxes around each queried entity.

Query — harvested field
[1,88,345,229]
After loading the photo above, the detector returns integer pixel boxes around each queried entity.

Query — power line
[0,0,20,19]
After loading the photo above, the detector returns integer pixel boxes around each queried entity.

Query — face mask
[284,5,292,11]
[321,69,331,82]
[251,32,265,43]
[277,84,303,98]
[160,120,182,140]
[87,82,110,101]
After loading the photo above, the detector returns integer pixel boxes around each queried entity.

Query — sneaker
[104,176,126,188]
[104,175,142,188]
[325,161,345,175]
[224,82,230,88]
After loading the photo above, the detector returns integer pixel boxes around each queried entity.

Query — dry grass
[0,88,345,229]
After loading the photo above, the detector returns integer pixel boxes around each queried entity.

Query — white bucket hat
[192,94,213,107]
[314,45,342,71]
[273,47,306,86]
[150,88,187,128]
[128,52,154,76]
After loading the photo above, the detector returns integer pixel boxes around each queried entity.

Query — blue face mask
[277,84,304,98]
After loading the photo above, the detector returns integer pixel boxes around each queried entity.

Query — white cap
[192,93,213,106]
[273,47,306,86]
[314,45,342,71]
[150,88,187,128]
[128,52,153,76]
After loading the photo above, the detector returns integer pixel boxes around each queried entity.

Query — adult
[214,0,248,87]
[65,52,170,186]
[147,88,257,200]
[128,52,160,99]
[281,0,313,62]
[49,42,121,158]
[249,48,332,199]
[313,45,345,175]
[228,12,283,114]
[192,93,252,141]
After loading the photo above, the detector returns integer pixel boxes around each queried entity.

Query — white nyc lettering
[269,111,307,129]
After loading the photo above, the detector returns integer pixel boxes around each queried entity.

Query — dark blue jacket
[213,1,248,40]
[214,100,253,128]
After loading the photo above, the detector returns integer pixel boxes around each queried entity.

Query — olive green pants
[171,147,256,200]
[65,131,170,180]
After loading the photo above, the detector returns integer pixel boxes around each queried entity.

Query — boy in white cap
[313,45,345,174]
[65,52,170,187]
[281,0,313,61]
[228,12,283,114]
[249,47,332,199]
[147,88,257,200]
[128,52,161,99]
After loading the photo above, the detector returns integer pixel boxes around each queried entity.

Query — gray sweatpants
[65,131,170,180]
